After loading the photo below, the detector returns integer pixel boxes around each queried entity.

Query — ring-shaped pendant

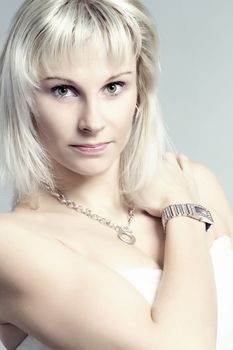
[117,227,136,245]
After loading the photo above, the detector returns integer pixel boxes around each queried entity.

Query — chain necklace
[44,184,136,245]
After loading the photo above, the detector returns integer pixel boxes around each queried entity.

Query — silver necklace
[44,184,136,245]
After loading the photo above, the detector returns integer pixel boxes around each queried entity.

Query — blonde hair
[0,0,174,209]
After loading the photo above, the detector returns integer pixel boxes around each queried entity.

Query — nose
[78,98,105,135]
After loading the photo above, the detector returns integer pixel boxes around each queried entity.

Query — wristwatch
[162,203,214,232]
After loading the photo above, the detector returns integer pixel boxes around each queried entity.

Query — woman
[0,0,232,349]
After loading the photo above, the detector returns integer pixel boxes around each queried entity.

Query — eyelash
[50,81,126,99]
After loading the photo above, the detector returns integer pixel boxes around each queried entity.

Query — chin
[52,156,119,178]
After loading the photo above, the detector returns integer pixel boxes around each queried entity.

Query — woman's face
[34,42,138,179]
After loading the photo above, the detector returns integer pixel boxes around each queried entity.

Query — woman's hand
[136,152,201,217]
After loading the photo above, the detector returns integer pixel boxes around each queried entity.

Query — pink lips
[70,142,110,155]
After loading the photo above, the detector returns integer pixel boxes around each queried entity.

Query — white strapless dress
[11,235,233,350]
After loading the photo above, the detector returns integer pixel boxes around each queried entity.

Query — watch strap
[162,203,214,232]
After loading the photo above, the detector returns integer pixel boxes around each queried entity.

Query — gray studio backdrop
[0,0,233,349]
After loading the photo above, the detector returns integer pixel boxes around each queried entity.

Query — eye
[51,85,77,99]
[105,82,126,96]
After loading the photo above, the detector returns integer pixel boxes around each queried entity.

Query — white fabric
[16,235,233,350]
[210,236,233,350]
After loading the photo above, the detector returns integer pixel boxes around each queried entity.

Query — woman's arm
[150,160,232,349]
[149,159,218,349]
[151,217,217,349]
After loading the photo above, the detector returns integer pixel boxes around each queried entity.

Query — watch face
[194,205,214,224]
[194,206,207,215]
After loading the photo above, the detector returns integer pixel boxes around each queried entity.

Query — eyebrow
[42,71,133,84]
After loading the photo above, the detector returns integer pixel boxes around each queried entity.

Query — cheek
[34,97,75,142]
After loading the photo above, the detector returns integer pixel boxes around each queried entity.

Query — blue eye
[51,85,76,98]
[105,82,125,96]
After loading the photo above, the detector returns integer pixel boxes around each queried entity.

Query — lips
[70,142,111,155]
[71,142,109,148]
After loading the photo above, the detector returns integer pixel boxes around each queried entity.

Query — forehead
[39,39,137,79]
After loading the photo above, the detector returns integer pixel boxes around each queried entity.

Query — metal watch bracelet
[161,203,214,232]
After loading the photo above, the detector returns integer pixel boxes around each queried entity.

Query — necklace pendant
[117,226,136,245]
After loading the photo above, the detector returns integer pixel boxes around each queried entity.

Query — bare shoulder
[0,210,35,246]
[190,159,233,237]
[0,211,69,301]
[0,211,23,247]
[0,211,18,226]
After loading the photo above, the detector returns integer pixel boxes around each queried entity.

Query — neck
[55,174,123,211]
[19,161,130,219]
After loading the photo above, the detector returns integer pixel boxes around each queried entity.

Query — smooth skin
[0,41,232,350]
